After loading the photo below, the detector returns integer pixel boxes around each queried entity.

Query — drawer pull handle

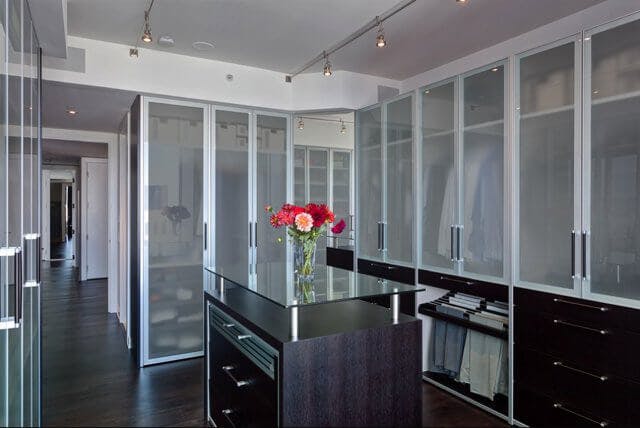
[553,361,608,381]
[222,408,237,428]
[223,323,235,328]
[439,275,473,286]
[222,365,252,387]
[553,319,608,335]
[553,403,608,427]
[236,334,252,340]
[222,409,233,415]
[553,298,608,312]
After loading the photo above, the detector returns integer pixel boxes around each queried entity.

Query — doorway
[42,169,77,265]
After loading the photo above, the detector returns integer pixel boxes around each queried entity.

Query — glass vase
[293,239,317,303]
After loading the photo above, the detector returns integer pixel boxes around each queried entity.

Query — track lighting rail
[286,0,416,81]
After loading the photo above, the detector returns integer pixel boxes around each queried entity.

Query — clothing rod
[287,0,417,79]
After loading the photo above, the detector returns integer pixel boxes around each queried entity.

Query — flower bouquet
[265,203,346,303]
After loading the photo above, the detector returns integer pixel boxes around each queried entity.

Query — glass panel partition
[214,109,250,286]
[146,101,204,362]
[357,107,383,261]
[421,81,457,271]
[294,147,306,206]
[386,96,414,264]
[518,41,577,290]
[589,18,640,300]
[462,65,505,279]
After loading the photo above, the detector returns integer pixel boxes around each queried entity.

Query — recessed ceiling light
[158,35,175,47]
[424,89,430,94]
[192,41,214,52]
[66,107,78,116]
[456,0,467,3]
[491,67,499,72]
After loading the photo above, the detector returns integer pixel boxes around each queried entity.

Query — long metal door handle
[381,222,386,252]
[553,403,608,427]
[553,319,608,335]
[222,365,252,387]
[571,231,576,278]
[204,222,207,250]
[553,298,608,312]
[456,225,463,261]
[248,222,253,248]
[377,222,382,251]
[254,222,258,248]
[582,231,587,280]
[450,225,455,261]
[15,249,23,322]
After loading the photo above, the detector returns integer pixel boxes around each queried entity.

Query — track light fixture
[339,119,347,134]
[298,118,304,130]
[323,51,332,76]
[129,48,139,57]
[375,16,386,48]
[142,10,153,43]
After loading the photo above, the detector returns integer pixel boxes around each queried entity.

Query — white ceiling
[65,0,604,80]
[42,81,136,132]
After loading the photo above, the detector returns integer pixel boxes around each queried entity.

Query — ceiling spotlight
[298,118,304,130]
[491,67,499,72]
[424,89,430,94]
[375,16,386,48]
[339,119,347,134]
[142,10,152,43]
[66,107,78,116]
[323,51,332,76]
[456,0,467,3]
[129,48,139,57]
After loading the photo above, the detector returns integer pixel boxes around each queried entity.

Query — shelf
[463,119,504,132]
[592,88,640,106]
[519,104,573,120]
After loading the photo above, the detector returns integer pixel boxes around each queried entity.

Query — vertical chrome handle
[249,222,253,248]
[381,222,386,252]
[0,247,23,326]
[456,225,463,261]
[254,222,258,248]
[450,225,455,261]
[15,248,23,322]
[571,230,576,278]
[582,231,587,280]
[24,234,41,284]
[349,214,354,232]
[377,222,382,251]
[204,222,207,251]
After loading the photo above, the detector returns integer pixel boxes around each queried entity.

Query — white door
[82,158,108,279]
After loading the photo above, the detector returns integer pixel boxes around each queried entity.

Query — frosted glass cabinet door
[294,147,306,206]
[215,110,250,286]
[255,114,288,293]
[332,150,352,240]
[357,107,383,261]
[308,149,329,204]
[421,82,456,270]
[518,41,577,290]
[462,66,505,279]
[386,96,414,264]
[588,18,640,301]
[147,102,204,361]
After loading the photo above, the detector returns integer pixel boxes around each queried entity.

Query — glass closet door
[461,65,506,281]
[421,81,457,272]
[214,109,250,286]
[357,106,383,261]
[517,40,579,293]
[308,148,328,286]
[145,101,205,364]
[254,114,288,298]
[294,147,306,206]
[332,150,352,242]
[586,17,640,302]
[386,95,414,265]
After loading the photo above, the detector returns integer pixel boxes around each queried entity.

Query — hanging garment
[430,305,467,377]
[466,314,507,400]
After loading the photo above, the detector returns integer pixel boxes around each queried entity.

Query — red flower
[331,219,346,234]
[305,203,334,227]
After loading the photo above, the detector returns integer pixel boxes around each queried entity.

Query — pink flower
[331,219,346,234]
[294,212,313,233]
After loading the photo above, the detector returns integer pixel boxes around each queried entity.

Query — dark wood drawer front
[515,386,618,428]
[357,258,415,285]
[515,347,626,422]
[515,309,628,377]
[419,269,508,302]
[515,288,622,328]
[326,247,354,271]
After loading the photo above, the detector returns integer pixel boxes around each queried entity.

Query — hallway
[41,261,204,427]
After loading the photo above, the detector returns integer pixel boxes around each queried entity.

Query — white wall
[401,0,640,92]
[43,36,401,112]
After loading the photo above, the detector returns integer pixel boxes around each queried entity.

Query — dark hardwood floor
[41,254,506,427]
[50,236,74,260]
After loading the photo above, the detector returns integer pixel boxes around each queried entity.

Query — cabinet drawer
[515,288,622,328]
[515,386,618,428]
[514,309,631,377]
[515,347,626,422]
